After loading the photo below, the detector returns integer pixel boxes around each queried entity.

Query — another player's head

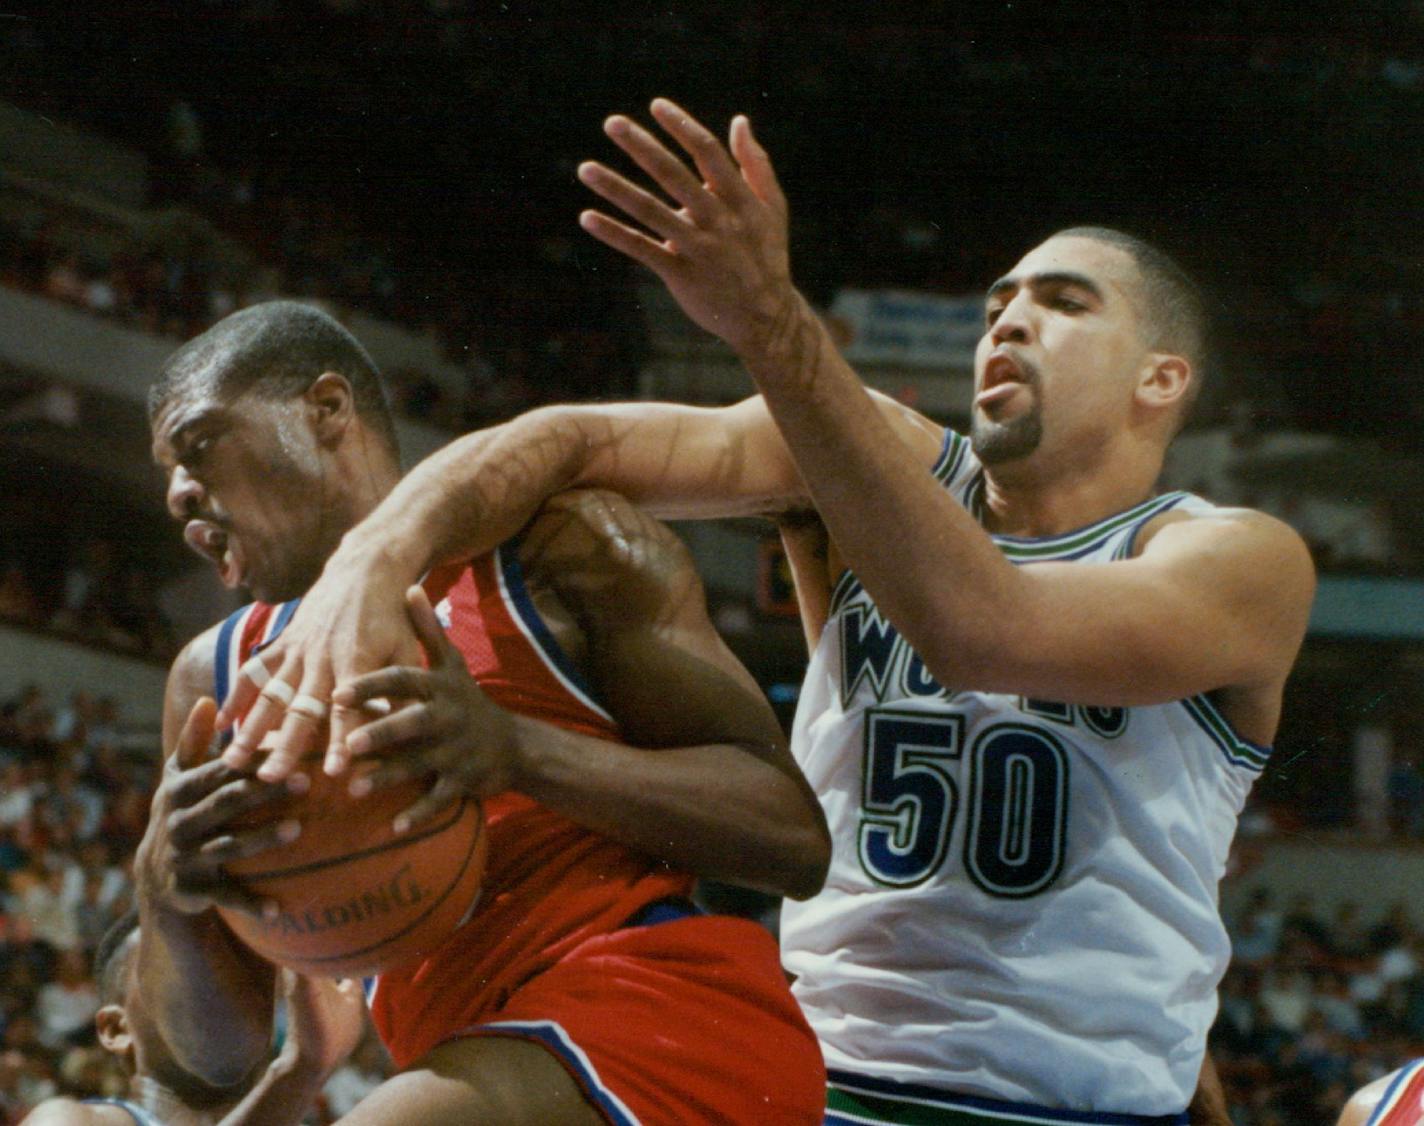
[972,227,1207,472]
[92,910,143,1075]
[149,301,401,603]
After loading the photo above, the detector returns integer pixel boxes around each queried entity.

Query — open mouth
[184,520,245,589]
[976,352,1031,409]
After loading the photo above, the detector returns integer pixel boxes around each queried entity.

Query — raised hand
[578,98,803,359]
[334,585,519,833]
[135,696,304,918]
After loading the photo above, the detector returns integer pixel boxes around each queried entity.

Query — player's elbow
[777,802,831,902]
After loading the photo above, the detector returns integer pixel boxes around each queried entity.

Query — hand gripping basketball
[134,697,303,920]
[335,586,523,834]
[217,675,488,977]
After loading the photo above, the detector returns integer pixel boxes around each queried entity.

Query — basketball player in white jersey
[233,102,1314,1122]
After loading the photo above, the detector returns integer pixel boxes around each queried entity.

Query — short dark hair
[148,301,398,453]
[1054,226,1209,429]
[94,909,140,1005]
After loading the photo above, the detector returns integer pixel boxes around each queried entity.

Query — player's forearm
[334,407,598,582]
[512,717,829,899]
[136,899,276,1089]
[737,295,1025,685]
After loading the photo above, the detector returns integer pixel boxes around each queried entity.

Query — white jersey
[781,430,1264,1116]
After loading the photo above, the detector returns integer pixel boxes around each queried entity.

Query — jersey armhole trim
[495,541,616,725]
[1182,693,1271,772]
[1367,1059,1424,1125]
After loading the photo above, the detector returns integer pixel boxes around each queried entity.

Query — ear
[95,1004,132,1056]
[303,371,356,447]
[1135,353,1192,416]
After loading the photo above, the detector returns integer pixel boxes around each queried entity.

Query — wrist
[504,714,544,795]
[732,287,820,375]
[330,524,426,584]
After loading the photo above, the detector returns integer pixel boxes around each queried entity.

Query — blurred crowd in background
[2,3,1424,1122]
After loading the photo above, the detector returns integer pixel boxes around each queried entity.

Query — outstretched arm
[576,100,1316,715]
[336,491,829,899]
[223,395,803,780]
[229,387,941,782]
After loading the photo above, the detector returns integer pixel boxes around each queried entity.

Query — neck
[979,440,1165,538]
[331,440,403,530]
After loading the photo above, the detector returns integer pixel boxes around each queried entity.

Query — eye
[985,306,1003,326]
[1052,295,1087,313]
[181,434,215,468]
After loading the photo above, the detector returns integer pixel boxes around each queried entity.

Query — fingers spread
[344,701,434,760]
[650,98,748,203]
[730,115,788,217]
[215,648,278,731]
[225,653,303,764]
[578,162,688,244]
[169,774,293,846]
[257,706,324,783]
[579,210,678,276]
[602,114,710,216]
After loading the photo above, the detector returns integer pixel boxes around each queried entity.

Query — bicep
[1000,514,1315,705]
[534,492,787,754]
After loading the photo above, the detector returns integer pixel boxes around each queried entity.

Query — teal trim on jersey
[991,492,1191,562]
[825,1083,1187,1126]
[933,429,970,485]
[829,567,862,620]
[1182,694,1271,772]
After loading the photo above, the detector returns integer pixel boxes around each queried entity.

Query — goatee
[971,406,1043,465]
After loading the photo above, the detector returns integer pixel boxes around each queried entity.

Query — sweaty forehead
[150,383,227,463]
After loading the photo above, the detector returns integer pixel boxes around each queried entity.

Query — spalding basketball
[219,753,486,979]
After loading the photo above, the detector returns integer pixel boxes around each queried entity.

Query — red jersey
[215,542,694,1067]
[1369,1061,1424,1126]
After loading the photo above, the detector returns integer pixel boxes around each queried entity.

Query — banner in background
[828,289,982,369]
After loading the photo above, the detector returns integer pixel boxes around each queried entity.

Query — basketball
[218,752,486,979]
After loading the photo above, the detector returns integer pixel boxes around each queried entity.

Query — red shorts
[450,912,826,1125]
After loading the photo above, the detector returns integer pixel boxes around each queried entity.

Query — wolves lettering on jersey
[1370,1061,1424,1126]
[212,542,692,1071]
[781,428,1270,1116]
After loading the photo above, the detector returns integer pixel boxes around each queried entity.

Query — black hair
[94,908,140,1005]
[148,300,398,454]
[1053,226,1210,429]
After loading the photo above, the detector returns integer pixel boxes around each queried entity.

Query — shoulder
[21,1097,109,1124]
[161,619,225,753]
[1138,503,1315,599]
[1337,1073,1388,1125]
[165,619,225,716]
[518,489,700,628]
[169,620,223,699]
[1339,1062,1424,1126]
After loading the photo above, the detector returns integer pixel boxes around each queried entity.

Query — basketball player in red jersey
[143,300,829,1124]
[1339,1063,1424,1126]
